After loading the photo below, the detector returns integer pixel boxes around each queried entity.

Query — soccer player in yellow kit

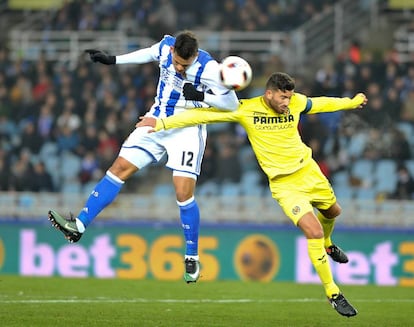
[138,72,367,317]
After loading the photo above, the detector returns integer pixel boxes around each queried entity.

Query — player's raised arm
[86,44,157,65]
[306,93,368,114]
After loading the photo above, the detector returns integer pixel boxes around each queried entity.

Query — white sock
[75,218,86,233]
[185,255,199,261]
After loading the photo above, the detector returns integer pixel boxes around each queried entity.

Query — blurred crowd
[44,0,338,37]
[0,0,414,200]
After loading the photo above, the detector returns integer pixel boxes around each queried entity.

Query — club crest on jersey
[292,206,301,215]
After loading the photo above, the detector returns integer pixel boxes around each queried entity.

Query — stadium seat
[196,181,219,196]
[61,181,82,194]
[241,170,262,186]
[220,182,242,196]
[39,142,58,160]
[405,159,414,177]
[153,183,175,197]
[242,184,264,196]
[334,184,354,200]
[396,122,413,146]
[43,156,61,188]
[238,145,258,172]
[373,160,397,194]
[346,132,368,158]
[331,170,350,187]
[350,159,374,187]
[60,152,82,181]
[354,187,376,200]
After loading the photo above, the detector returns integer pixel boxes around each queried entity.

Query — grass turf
[0,275,412,326]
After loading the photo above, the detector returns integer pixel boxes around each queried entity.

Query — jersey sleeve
[199,60,239,111]
[306,94,365,114]
[203,91,239,111]
[115,36,171,64]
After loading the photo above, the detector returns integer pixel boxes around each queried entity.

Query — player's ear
[264,89,273,100]
[170,46,175,54]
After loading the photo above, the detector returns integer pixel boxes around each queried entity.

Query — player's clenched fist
[85,49,115,65]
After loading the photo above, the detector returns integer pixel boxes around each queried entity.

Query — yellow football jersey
[157,93,364,179]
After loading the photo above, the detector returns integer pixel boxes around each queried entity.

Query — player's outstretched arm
[307,92,368,114]
[86,47,156,65]
[136,108,238,132]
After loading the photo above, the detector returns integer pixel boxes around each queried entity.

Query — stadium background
[0,0,414,285]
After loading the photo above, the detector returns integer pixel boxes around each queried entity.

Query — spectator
[197,139,218,185]
[0,149,10,190]
[8,149,33,191]
[300,114,328,148]
[388,128,411,161]
[78,125,99,156]
[56,99,81,131]
[79,151,100,185]
[31,161,55,192]
[392,163,414,200]
[56,125,80,154]
[400,88,414,124]
[215,131,242,184]
[37,104,55,140]
[348,40,362,65]
[18,120,43,155]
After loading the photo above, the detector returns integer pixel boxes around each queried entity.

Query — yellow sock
[307,238,340,298]
[316,211,335,248]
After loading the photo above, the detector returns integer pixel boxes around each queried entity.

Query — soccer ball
[219,56,252,91]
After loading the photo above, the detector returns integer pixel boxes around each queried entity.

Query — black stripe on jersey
[302,98,313,114]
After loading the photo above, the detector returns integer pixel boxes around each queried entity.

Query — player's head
[171,31,199,75]
[264,72,295,115]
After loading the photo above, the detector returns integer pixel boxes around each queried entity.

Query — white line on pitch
[1,298,414,304]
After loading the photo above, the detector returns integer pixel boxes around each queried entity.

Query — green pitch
[0,276,412,327]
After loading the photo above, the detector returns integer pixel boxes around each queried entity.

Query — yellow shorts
[269,159,336,225]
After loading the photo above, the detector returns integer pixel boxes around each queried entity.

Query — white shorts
[118,125,207,177]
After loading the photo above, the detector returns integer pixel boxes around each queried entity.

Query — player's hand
[353,93,368,109]
[85,49,116,65]
[136,116,157,133]
[183,83,204,101]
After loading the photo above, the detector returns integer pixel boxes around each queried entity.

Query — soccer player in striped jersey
[48,31,239,283]
[138,72,367,316]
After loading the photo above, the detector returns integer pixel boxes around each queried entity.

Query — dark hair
[174,31,199,59]
[265,72,295,92]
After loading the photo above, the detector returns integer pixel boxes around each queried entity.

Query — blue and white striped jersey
[115,35,239,118]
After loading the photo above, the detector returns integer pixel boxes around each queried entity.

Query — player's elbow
[219,99,239,111]
[226,101,239,111]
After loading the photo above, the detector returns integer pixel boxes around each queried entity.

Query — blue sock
[178,197,200,256]
[78,172,123,227]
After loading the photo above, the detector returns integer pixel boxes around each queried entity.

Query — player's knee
[298,214,324,239]
[108,157,138,180]
[320,203,342,219]
[175,190,194,203]
[308,229,324,239]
